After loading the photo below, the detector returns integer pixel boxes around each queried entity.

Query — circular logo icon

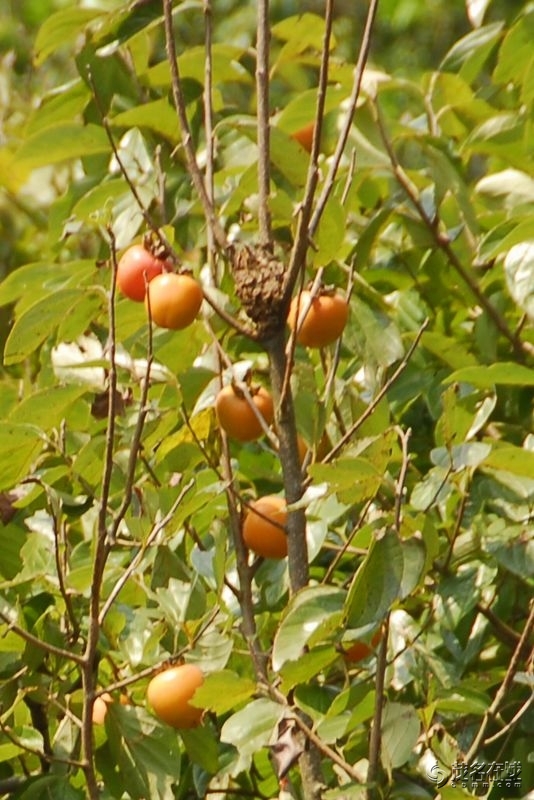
[426,761,448,788]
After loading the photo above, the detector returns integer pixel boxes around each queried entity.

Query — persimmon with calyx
[215,383,274,442]
[344,629,382,663]
[147,663,204,729]
[146,272,203,330]
[288,289,349,348]
[243,495,288,559]
[116,244,166,302]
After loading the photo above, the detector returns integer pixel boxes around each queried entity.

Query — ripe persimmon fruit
[344,629,382,663]
[146,272,203,330]
[147,663,204,729]
[215,384,274,442]
[117,244,166,302]
[243,495,288,559]
[288,290,349,348]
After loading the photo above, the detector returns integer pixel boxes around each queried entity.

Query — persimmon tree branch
[283,0,335,303]
[162,0,227,251]
[367,617,389,800]
[266,331,309,592]
[0,608,84,664]
[312,319,429,474]
[309,0,380,238]
[80,230,123,800]
[465,598,534,762]
[99,478,195,625]
[371,98,534,359]
[256,0,272,246]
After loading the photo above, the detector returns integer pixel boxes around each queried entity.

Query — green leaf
[111,99,180,142]
[349,297,404,367]
[34,7,105,65]
[191,670,256,715]
[145,45,250,88]
[13,124,109,170]
[311,195,347,267]
[0,261,96,309]
[0,424,43,491]
[105,704,182,800]
[8,386,87,430]
[272,586,345,670]
[3,289,84,365]
[483,444,534,479]
[8,775,85,799]
[493,11,534,87]
[435,688,489,715]
[504,241,534,320]
[279,645,338,694]
[272,13,331,68]
[446,362,534,388]
[381,702,420,774]
[346,529,426,628]
[180,726,220,773]
[441,22,503,82]
[220,699,284,770]
[25,80,90,137]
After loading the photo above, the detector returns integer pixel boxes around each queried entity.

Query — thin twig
[485,692,534,746]
[0,610,84,665]
[309,0,380,239]
[366,616,389,799]
[371,98,534,359]
[322,498,375,585]
[289,709,361,782]
[203,0,217,274]
[99,479,195,625]
[86,68,171,254]
[465,598,534,762]
[0,718,85,769]
[162,0,227,250]
[81,229,121,800]
[256,0,272,246]
[283,0,335,303]
[394,427,411,532]
[309,319,429,477]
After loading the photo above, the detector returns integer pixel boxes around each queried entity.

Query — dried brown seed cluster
[230,244,287,339]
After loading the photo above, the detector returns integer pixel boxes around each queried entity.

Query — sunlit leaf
[4,289,85,365]
[0,424,43,491]
[381,702,420,775]
[13,124,109,169]
[191,670,256,714]
[34,7,105,65]
[272,586,345,670]
[504,241,534,319]
[446,362,534,387]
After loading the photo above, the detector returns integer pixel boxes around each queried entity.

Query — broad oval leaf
[346,529,426,628]
[272,586,345,671]
[4,289,86,365]
[504,241,534,320]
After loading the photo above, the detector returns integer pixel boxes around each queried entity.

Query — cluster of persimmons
[104,237,379,731]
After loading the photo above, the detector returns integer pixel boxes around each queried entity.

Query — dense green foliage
[1,1,533,799]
